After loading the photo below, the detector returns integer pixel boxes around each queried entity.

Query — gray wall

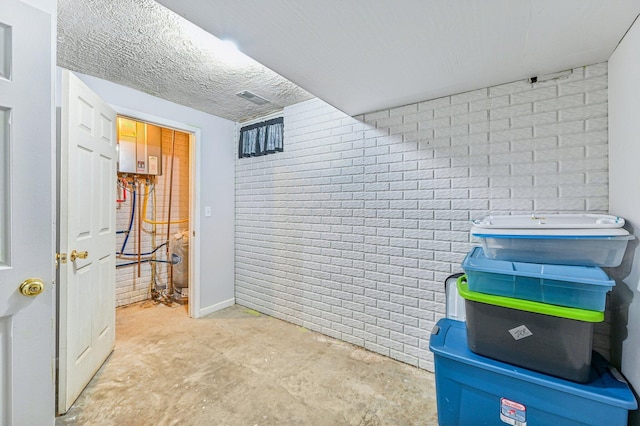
[236,63,610,371]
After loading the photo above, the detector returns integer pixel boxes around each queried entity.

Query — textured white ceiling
[59,1,640,121]
[157,0,640,116]
[57,0,313,122]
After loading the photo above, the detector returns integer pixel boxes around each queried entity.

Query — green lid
[456,275,604,322]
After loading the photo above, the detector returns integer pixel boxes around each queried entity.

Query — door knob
[19,278,45,297]
[70,250,88,262]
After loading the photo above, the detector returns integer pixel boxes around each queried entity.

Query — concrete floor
[56,301,438,425]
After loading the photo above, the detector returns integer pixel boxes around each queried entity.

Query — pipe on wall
[137,180,142,277]
[166,130,176,298]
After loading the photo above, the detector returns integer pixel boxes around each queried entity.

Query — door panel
[0,0,54,424]
[58,70,117,414]
[0,24,10,79]
[0,318,9,422]
[99,153,111,231]
[0,107,8,267]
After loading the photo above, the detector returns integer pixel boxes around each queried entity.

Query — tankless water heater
[117,117,163,175]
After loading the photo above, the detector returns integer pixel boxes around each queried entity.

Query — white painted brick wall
[235,63,611,371]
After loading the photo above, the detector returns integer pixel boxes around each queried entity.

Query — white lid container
[472,214,625,229]
[470,214,633,267]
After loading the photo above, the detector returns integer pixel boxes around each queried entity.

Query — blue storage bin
[429,319,637,426]
[462,246,614,311]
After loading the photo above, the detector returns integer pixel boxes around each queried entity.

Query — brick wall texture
[235,63,610,371]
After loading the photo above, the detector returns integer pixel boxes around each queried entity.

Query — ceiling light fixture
[176,18,251,66]
[216,38,250,65]
[220,39,239,53]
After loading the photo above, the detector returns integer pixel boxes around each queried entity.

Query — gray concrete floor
[55,302,438,425]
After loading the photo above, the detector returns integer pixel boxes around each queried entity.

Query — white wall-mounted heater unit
[117,117,163,175]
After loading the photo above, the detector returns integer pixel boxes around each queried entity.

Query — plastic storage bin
[462,247,614,311]
[458,278,603,382]
[444,273,466,321]
[472,213,626,229]
[429,318,637,426]
[471,214,632,267]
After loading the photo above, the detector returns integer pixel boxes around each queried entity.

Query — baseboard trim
[198,297,235,317]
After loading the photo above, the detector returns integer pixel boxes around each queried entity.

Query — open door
[0,0,55,424]
[58,70,117,413]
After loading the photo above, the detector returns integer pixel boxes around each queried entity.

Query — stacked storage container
[430,214,637,425]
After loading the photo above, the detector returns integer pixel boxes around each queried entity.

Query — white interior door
[58,70,117,414]
[0,0,55,424]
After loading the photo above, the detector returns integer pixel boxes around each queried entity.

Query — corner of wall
[608,14,640,396]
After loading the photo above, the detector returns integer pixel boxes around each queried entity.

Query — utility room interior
[114,117,192,310]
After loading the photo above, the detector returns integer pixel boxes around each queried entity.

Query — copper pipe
[138,180,142,277]
[166,130,176,297]
[150,182,157,298]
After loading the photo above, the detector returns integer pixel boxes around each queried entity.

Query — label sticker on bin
[500,398,527,426]
[509,325,533,341]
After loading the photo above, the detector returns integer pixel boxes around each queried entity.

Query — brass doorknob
[70,250,89,262]
[19,278,45,297]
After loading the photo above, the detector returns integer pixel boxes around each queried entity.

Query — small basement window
[238,117,284,158]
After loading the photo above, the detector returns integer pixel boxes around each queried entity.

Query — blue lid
[462,247,615,288]
[429,318,638,409]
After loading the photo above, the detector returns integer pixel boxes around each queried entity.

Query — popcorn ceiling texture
[235,63,611,371]
[57,0,313,122]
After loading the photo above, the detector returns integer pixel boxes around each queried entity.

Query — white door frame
[110,106,201,318]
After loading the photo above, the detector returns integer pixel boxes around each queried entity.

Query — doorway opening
[115,116,193,311]
[56,70,204,416]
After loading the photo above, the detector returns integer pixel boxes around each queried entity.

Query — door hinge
[56,252,67,269]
